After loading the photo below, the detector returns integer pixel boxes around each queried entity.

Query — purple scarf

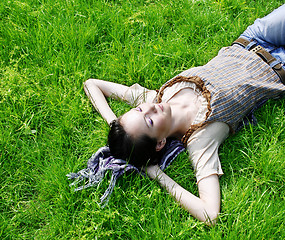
[67,139,185,206]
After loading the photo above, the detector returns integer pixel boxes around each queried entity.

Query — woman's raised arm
[146,165,220,226]
[83,79,131,124]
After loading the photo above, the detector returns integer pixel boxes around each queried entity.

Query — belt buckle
[250,45,263,53]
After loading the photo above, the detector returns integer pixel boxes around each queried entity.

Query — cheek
[154,115,168,132]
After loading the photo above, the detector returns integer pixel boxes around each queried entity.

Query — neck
[167,95,201,139]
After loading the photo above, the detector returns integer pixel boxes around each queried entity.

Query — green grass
[1,0,284,239]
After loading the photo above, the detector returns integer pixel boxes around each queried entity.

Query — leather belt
[232,38,285,85]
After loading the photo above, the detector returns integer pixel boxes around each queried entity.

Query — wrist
[146,165,161,179]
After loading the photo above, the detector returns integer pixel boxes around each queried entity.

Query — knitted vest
[156,45,285,145]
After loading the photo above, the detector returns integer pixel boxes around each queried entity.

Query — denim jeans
[240,4,285,68]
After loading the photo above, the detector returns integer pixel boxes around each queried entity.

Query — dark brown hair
[107,119,159,169]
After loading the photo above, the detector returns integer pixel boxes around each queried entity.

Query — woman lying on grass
[78,5,285,225]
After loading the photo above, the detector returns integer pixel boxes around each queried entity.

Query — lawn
[0,0,284,239]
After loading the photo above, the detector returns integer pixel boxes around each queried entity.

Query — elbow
[84,78,96,87]
[203,210,219,226]
[83,79,101,92]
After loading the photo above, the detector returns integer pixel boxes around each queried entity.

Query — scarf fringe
[67,140,185,206]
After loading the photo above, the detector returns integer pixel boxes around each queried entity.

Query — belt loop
[246,41,257,51]
[269,60,281,69]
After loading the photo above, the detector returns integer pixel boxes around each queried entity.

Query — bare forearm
[146,165,220,224]
[83,80,117,124]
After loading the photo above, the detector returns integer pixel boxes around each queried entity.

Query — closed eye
[134,107,152,127]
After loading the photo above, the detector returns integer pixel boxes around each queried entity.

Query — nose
[144,104,157,114]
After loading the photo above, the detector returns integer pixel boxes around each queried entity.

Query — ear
[155,138,166,152]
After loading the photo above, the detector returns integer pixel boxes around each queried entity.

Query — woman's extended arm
[84,79,132,124]
[146,122,229,225]
[146,165,220,225]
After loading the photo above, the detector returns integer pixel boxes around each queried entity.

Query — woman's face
[120,102,172,140]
